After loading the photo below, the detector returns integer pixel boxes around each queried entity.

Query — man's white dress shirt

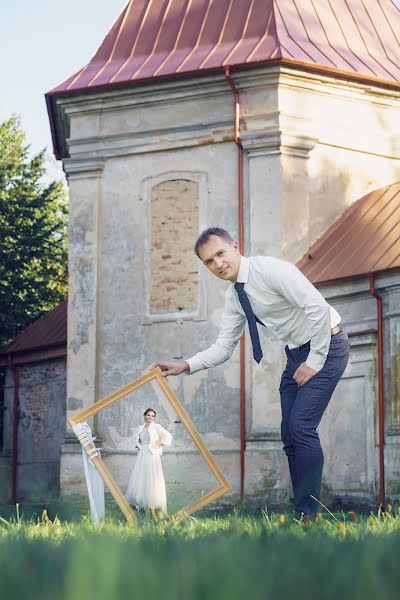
[186,256,341,375]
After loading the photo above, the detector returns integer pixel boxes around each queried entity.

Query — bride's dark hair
[144,408,156,416]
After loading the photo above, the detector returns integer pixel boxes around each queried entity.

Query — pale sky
[0,0,127,180]
[1,0,399,182]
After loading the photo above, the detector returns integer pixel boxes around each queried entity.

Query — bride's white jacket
[132,422,172,456]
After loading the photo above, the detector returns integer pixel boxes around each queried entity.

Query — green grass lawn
[1,506,400,600]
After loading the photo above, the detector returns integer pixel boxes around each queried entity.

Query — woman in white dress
[125,408,172,515]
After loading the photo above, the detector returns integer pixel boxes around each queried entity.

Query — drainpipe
[368,274,385,508]
[11,363,19,504]
[224,66,246,500]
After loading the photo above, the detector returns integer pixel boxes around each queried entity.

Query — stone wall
[0,370,13,503]
[0,359,66,502]
[319,271,400,506]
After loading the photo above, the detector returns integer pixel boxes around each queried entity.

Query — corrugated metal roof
[1,300,67,356]
[297,182,400,284]
[47,0,400,96]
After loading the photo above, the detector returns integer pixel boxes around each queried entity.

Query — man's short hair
[194,227,235,258]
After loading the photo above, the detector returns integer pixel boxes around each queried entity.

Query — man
[153,227,349,518]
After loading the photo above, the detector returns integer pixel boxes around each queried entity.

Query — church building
[1,0,400,510]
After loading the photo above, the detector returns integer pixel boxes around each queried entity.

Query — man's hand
[151,360,189,377]
[293,362,317,386]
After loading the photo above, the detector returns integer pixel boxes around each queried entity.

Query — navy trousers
[279,329,350,517]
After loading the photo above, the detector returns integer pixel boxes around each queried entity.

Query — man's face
[198,235,241,282]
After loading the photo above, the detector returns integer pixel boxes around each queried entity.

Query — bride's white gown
[125,427,167,513]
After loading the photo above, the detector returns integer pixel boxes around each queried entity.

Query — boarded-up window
[150,179,199,314]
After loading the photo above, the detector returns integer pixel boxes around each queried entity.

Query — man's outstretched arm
[152,291,246,376]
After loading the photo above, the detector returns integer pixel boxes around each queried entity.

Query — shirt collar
[235,256,249,284]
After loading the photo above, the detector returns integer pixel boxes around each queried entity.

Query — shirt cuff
[184,356,203,375]
[305,351,326,373]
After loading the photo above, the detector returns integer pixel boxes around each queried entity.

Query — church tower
[47,0,400,506]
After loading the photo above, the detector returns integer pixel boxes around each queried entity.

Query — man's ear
[232,240,240,252]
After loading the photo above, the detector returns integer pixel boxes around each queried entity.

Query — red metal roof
[297,182,400,284]
[1,301,67,356]
[47,0,400,96]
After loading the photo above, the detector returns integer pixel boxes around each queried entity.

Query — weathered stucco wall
[0,359,66,502]
[319,271,400,505]
[58,64,400,508]
[0,370,13,503]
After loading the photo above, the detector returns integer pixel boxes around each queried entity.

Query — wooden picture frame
[68,367,231,523]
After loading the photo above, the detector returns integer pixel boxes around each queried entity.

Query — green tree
[0,117,68,348]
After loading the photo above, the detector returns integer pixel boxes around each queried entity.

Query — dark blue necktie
[234,282,263,363]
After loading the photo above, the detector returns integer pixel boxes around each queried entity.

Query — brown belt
[291,323,343,352]
[331,323,342,336]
